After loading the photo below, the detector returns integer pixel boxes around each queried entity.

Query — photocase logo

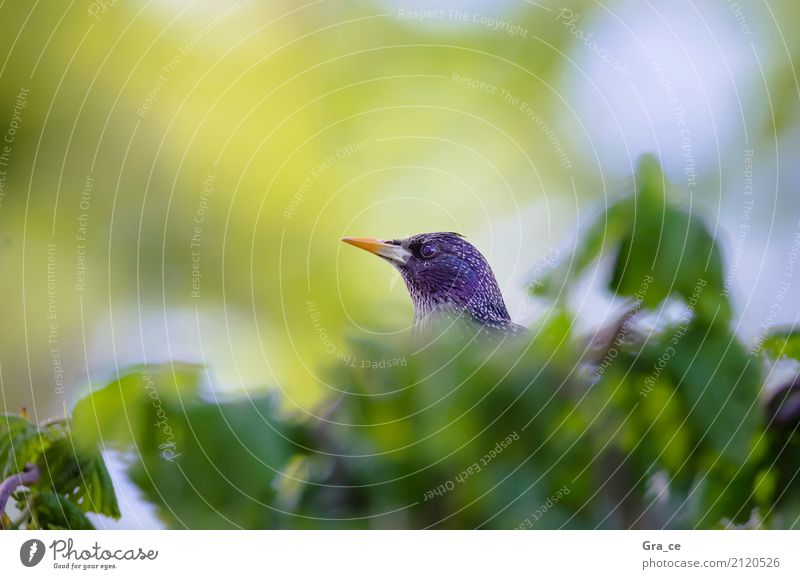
[19,539,46,567]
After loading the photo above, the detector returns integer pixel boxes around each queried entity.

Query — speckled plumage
[377,232,525,334]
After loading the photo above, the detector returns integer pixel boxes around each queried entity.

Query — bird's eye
[420,243,438,259]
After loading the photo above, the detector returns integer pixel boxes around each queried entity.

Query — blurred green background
[1,0,800,528]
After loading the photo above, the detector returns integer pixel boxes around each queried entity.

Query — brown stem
[584,304,642,364]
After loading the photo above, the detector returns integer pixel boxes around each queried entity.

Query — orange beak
[341,237,411,265]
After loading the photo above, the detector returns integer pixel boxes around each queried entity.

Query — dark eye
[420,243,438,259]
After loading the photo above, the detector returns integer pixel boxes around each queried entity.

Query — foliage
[70,364,313,529]
[0,413,118,529]
[3,157,800,529]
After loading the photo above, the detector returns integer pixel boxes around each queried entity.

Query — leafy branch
[3,156,800,529]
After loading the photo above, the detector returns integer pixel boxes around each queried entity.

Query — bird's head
[341,232,517,331]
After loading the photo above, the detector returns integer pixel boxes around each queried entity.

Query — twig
[0,463,40,528]
[583,303,642,364]
[38,415,68,428]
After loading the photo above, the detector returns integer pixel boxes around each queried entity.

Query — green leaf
[529,155,655,298]
[531,155,731,324]
[610,205,730,322]
[608,156,730,321]
[71,363,204,452]
[29,492,95,530]
[0,414,41,478]
[530,196,633,297]
[2,414,120,524]
[34,438,120,519]
[126,394,306,529]
[762,327,800,360]
[71,364,309,529]
[667,320,762,464]
[634,153,668,205]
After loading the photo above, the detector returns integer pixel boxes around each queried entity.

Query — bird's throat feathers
[400,264,513,331]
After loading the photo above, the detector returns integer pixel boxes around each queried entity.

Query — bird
[341,232,525,335]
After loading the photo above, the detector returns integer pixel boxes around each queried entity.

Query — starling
[341,232,525,334]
